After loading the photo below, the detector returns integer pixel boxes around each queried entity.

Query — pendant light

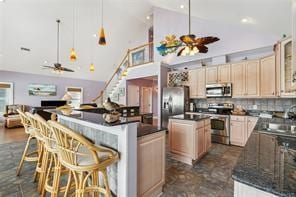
[70,0,77,61]
[90,63,95,72]
[98,0,106,45]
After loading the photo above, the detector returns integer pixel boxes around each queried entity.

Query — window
[66,87,83,108]
[0,82,14,115]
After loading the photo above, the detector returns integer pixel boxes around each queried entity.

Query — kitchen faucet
[283,105,296,119]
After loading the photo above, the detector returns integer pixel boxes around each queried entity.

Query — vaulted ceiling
[0,0,292,81]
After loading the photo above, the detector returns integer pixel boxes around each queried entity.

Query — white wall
[153,7,281,66]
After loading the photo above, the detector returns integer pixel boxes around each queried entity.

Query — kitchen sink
[259,123,296,137]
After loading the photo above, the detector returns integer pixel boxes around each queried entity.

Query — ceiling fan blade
[177,47,186,56]
[180,34,196,44]
[194,36,220,45]
[195,45,208,53]
[41,65,55,69]
[61,67,75,72]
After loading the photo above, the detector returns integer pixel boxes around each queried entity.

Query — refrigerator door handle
[168,96,173,114]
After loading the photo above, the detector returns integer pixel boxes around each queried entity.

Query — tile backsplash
[191,98,296,112]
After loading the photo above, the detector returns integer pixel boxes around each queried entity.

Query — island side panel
[58,116,138,197]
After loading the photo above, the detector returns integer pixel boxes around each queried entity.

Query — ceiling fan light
[189,50,195,56]
[98,27,106,45]
[193,46,199,53]
[90,63,95,72]
[70,48,77,62]
[181,50,187,56]
[184,46,190,53]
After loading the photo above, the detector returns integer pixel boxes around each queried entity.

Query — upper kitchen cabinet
[206,66,218,84]
[206,64,231,84]
[260,55,277,97]
[277,37,296,97]
[188,68,206,98]
[231,60,260,98]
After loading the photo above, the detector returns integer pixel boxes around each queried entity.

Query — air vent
[20,47,31,52]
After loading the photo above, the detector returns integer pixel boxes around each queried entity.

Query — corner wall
[0,70,105,106]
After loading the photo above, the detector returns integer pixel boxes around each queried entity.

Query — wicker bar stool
[16,109,39,177]
[34,114,73,197]
[25,112,47,193]
[48,120,119,197]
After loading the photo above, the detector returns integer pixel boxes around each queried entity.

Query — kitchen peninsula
[48,109,166,197]
[168,114,211,165]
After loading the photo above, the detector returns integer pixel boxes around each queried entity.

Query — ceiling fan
[42,19,74,73]
[157,0,220,57]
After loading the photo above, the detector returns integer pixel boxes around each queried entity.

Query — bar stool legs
[16,135,38,176]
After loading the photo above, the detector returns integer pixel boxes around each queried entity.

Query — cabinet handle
[272,92,274,95]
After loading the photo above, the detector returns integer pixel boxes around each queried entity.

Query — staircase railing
[92,42,154,103]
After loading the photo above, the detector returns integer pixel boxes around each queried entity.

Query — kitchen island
[168,114,211,165]
[47,109,166,197]
[232,117,296,197]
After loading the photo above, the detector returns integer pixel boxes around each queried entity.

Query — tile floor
[0,134,242,197]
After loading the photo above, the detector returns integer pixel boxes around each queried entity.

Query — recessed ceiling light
[241,18,248,23]
[146,15,151,20]
[180,4,185,9]
[44,60,48,64]
[0,0,5,2]
[241,17,254,24]
[93,33,97,38]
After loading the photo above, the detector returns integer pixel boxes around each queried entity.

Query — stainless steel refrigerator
[161,86,190,128]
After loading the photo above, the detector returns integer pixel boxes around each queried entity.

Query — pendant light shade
[90,63,95,72]
[98,27,106,45]
[70,48,77,61]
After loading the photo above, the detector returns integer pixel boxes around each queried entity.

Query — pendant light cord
[57,19,60,63]
[101,0,104,27]
[72,0,76,48]
[189,0,191,34]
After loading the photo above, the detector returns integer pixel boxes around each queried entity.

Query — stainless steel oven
[206,83,232,98]
[209,114,230,145]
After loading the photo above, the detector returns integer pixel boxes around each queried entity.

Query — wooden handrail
[92,42,154,102]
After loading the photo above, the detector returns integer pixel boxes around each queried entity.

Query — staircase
[92,42,154,105]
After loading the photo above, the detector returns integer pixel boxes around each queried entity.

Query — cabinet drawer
[230,115,245,122]
[204,119,211,126]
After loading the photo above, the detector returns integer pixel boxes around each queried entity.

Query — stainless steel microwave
[206,83,232,98]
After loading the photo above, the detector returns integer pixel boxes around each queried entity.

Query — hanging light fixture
[89,63,95,72]
[98,0,106,45]
[70,0,77,61]
[157,0,219,57]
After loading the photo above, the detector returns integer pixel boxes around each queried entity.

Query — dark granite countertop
[232,117,296,196]
[46,109,140,127]
[137,123,166,138]
[169,114,210,121]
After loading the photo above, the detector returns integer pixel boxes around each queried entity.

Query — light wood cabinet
[169,118,211,165]
[206,66,218,84]
[232,60,260,98]
[230,116,246,146]
[232,62,246,97]
[245,60,260,97]
[246,117,258,143]
[218,64,231,83]
[188,68,206,98]
[137,131,166,197]
[206,64,231,84]
[234,181,277,197]
[260,55,277,97]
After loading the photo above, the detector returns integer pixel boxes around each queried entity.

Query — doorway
[141,87,152,113]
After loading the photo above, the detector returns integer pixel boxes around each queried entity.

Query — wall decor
[131,49,145,66]
[28,84,56,96]
[118,87,125,96]
[111,93,119,102]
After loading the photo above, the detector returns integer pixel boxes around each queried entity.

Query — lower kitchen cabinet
[230,116,258,147]
[168,118,211,165]
[234,181,277,197]
[137,131,166,197]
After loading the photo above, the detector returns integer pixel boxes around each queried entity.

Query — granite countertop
[46,109,141,127]
[232,117,296,196]
[137,123,166,138]
[169,114,210,121]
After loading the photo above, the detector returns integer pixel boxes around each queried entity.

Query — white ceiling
[0,0,292,82]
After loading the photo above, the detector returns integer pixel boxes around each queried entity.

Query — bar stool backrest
[34,114,57,153]
[16,109,32,135]
[48,120,102,170]
[26,112,43,142]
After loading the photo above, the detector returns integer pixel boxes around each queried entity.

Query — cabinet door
[230,120,245,146]
[196,127,205,159]
[196,67,206,98]
[260,55,276,97]
[188,69,199,98]
[245,60,260,97]
[231,62,246,97]
[170,121,193,157]
[218,64,231,83]
[204,124,211,151]
[206,67,218,84]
